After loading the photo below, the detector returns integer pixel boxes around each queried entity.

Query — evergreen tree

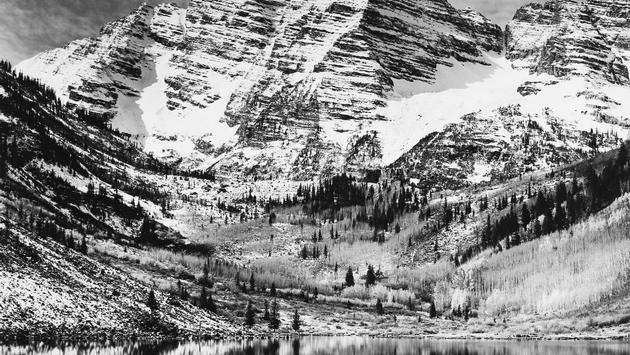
[179,282,190,301]
[567,194,577,223]
[270,282,277,297]
[269,300,281,330]
[139,217,155,243]
[542,209,553,235]
[0,134,7,178]
[555,202,566,230]
[199,286,217,312]
[345,267,355,287]
[202,263,210,286]
[616,141,628,168]
[365,264,376,287]
[292,309,301,331]
[206,291,217,313]
[584,165,600,211]
[535,190,547,216]
[453,305,462,317]
[263,300,270,320]
[571,175,580,194]
[300,245,308,259]
[533,218,542,239]
[442,199,452,226]
[512,232,521,247]
[200,285,208,308]
[249,273,256,291]
[429,301,437,318]
[521,203,531,228]
[147,289,158,310]
[244,300,256,327]
[555,182,567,205]
[80,235,88,254]
[376,298,384,315]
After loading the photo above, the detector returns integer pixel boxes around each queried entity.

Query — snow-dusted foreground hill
[0,219,236,340]
[0,59,246,341]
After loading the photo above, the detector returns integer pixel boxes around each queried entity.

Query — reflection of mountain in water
[5,337,630,355]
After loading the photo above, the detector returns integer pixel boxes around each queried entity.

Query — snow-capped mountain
[16,0,502,178]
[15,0,630,184]
[392,0,630,188]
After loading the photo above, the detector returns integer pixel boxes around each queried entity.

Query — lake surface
[3,336,630,355]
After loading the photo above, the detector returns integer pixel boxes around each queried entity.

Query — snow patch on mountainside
[468,162,493,184]
[368,54,630,165]
[370,54,528,164]
[16,48,77,104]
[122,47,240,160]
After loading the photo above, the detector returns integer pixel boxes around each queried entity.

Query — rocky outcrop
[506,0,630,85]
[391,104,624,190]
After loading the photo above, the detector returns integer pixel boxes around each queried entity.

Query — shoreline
[3,326,629,346]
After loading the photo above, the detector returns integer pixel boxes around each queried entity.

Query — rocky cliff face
[392,0,630,188]
[17,0,502,178]
[506,0,630,84]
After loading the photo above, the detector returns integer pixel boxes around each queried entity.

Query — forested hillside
[0,60,240,340]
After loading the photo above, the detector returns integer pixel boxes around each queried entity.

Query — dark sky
[0,0,537,64]
[450,0,538,26]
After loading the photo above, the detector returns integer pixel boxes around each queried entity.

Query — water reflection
[3,336,630,355]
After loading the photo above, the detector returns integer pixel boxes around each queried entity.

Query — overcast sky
[0,0,167,64]
[0,0,536,64]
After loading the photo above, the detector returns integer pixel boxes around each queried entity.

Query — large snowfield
[370,54,630,164]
